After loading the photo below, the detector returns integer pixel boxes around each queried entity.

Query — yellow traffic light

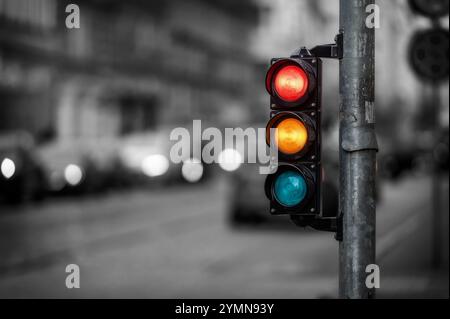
[275,118,308,155]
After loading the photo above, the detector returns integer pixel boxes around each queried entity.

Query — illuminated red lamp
[265,59,314,105]
[274,65,309,102]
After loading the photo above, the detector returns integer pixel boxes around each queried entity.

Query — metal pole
[431,84,442,269]
[338,0,377,299]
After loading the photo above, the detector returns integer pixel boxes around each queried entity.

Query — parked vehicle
[37,127,210,197]
[0,132,47,204]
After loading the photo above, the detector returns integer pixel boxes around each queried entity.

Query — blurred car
[378,128,449,180]
[117,127,211,186]
[0,132,47,204]
[37,140,110,195]
[228,162,270,224]
[116,130,181,186]
[379,151,416,180]
[37,126,210,197]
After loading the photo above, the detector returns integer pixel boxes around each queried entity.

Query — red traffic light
[266,59,314,105]
[274,65,309,102]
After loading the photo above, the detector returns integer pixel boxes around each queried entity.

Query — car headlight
[182,158,204,183]
[64,164,84,186]
[218,148,242,172]
[1,158,16,179]
[141,154,169,177]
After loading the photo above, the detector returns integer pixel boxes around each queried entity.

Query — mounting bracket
[310,32,343,60]
[291,214,343,241]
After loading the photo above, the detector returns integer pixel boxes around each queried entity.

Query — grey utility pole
[338,0,378,299]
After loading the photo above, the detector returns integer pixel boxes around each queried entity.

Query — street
[0,175,448,298]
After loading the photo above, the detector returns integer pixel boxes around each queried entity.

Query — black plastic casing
[265,55,322,217]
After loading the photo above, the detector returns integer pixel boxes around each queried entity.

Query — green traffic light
[273,170,307,207]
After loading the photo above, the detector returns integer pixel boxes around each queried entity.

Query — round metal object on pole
[409,0,449,19]
[408,28,449,83]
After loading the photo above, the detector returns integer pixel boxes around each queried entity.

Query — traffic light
[408,0,449,19]
[407,0,449,84]
[264,48,322,218]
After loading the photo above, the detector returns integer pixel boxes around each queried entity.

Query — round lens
[275,117,308,155]
[273,170,307,207]
[274,65,309,102]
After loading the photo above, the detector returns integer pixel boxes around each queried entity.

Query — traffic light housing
[264,48,322,218]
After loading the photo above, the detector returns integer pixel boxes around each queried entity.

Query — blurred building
[252,0,449,143]
[2,0,448,147]
[0,0,264,144]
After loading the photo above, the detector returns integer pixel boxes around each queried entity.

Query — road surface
[0,175,448,298]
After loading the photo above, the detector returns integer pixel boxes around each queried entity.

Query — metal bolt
[310,208,316,213]
[271,104,277,108]
[312,59,317,64]
[311,164,316,169]
[311,103,316,107]
[311,112,316,117]
[311,155,316,160]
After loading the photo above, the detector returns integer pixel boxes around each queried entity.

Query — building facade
[0,0,263,143]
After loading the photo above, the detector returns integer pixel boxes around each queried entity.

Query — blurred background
[0,0,448,298]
